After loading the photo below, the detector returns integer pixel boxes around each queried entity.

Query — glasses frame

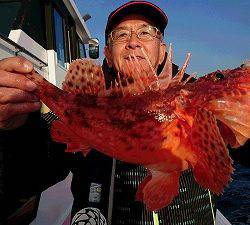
[108,25,163,45]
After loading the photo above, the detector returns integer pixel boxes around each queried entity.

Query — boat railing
[0,32,47,68]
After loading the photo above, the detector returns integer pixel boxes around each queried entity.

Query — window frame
[77,35,87,59]
[52,6,68,67]
[43,0,84,62]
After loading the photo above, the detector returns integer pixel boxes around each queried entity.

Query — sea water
[217,163,250,225]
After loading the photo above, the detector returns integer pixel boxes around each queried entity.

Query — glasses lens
[112,29,130,42]
[138,26,157,40]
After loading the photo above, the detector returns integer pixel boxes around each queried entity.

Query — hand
[0,57,42,130]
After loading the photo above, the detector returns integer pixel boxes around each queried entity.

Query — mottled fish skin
[24,56,250,211]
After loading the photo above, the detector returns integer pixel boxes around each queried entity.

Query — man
[102,2,217,225]
[0,1,248,225]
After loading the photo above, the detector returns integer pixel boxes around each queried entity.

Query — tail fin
[25,70,66,99]
[25,70,68,118]
[136,170,180,211]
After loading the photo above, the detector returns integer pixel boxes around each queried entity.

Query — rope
[208,190,216,225]
[153,211,159,225]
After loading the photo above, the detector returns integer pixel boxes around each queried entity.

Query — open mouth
[124,55,145,61]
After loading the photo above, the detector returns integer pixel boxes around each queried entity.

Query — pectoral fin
[191,109,233,194]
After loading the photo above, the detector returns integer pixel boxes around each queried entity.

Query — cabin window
[0,1,21,37]
[53,8,66,67]
[78,39,86,58]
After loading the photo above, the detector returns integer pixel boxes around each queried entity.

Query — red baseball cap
[105,1,168,44]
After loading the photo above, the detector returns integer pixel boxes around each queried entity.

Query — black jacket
[0,112,113,225]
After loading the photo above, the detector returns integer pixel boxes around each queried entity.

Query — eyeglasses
[108,25,162,44]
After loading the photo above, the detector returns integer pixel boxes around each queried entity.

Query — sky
[75,0,250,76]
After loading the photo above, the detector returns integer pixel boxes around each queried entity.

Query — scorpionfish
[25,44,250,211]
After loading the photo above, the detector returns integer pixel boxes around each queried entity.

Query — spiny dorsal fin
[155,44,194,90]
[173,52,191,83]
[158,43,173,89]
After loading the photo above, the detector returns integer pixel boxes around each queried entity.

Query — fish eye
[215,73,224,80]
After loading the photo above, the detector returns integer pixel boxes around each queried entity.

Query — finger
[0,87,39,104]
[0,102,41,121]
[0,56,33,73]
[0,70,37,91]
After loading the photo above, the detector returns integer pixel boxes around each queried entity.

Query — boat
[0,0,98,88]
[0,0,97,224]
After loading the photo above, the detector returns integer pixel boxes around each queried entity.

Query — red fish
[25,45,250,211]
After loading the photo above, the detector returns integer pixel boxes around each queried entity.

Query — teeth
[125,55,143,60]
[129,55,135,60]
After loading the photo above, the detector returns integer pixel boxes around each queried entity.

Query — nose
[125,33,141,50]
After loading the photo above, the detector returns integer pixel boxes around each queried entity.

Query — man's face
[104,14,166,76]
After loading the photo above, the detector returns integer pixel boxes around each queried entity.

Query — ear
[159,42,167,65]
[104,46,113,67]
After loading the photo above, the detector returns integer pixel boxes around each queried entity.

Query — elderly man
[1,1,248,225]
[102,2,217,225]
